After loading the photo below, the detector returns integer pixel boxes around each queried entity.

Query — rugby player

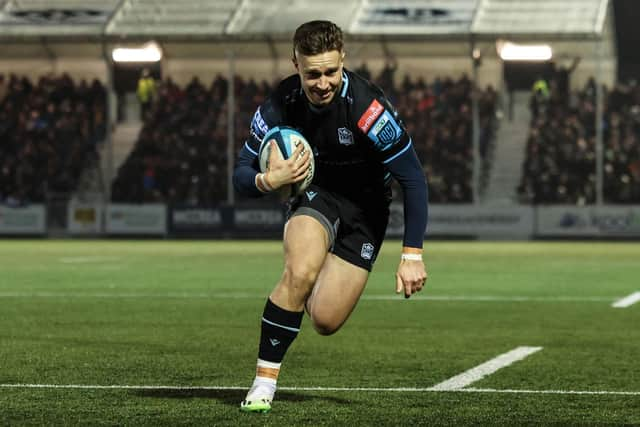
[233,20,429,413]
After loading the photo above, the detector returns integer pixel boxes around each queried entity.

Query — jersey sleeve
[356,96,411,163]
[357,93,428,248]
[232,101,279,197]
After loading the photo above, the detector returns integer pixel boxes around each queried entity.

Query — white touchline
[59,256,121,264]
[0,292,615,303]
[612,292,640,308]
[1,383,639,396]
[429,346,543,391]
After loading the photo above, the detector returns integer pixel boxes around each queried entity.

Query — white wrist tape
[257,173,273,192]
[401,253,422,261]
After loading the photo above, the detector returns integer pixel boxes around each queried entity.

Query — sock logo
[269,338,280,347]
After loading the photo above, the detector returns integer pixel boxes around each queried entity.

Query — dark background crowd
[6,67,640,208]
[519,77,640,204]
[110,65,498,206]
[111,75,232,205]
[0,73,106,205]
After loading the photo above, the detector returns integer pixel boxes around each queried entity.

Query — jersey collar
[340,70,350,98]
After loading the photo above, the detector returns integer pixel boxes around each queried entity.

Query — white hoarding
[537,206,640,236]
[0,205,46,234]
[387,204,534,237]
[106,204,167,235]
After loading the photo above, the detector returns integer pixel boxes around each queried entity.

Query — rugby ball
[259,126,315,196]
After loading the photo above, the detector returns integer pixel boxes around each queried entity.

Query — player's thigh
[270,215,330,308]
[282,213,330,269]
[307,253,369,335]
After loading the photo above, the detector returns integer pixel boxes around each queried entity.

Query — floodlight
[112,42,162,63]
[497,41,552,61]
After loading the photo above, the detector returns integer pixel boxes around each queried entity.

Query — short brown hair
[292,20,344,59]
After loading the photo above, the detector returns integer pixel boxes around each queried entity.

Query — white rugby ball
[259,126,315,196]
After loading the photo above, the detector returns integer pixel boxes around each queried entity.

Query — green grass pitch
[0,240,639,425]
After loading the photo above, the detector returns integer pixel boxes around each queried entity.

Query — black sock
[258,298,304,363]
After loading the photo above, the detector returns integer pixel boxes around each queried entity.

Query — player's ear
[292,51,299,70]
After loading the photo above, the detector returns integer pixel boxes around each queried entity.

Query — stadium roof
[0,0,120,36]
[0,0,610,40]
[472,0,610,38]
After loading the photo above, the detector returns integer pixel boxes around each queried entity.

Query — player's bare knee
[282,264,318,297]
[309,312,342,336]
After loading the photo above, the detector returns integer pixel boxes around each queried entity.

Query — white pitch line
[612,292,640,308]
[430,346,543,391]
[463,387,640,396]
[1,383,639,396]
[59,256,121,264]
[364,295,613,302]
[0,292,615,303]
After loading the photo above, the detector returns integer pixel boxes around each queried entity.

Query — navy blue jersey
[234,69,428,248]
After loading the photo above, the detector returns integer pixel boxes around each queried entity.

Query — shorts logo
[357,99,384,133]
[337,127,354,146]
[250,108,269,139]
[361,243,374,260]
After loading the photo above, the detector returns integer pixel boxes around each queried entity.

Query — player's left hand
[395,253,427,299]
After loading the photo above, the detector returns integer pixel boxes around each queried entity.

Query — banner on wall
[387,203,535,237]
[106,204,167,235]
[0,205,46,234]
[537,206,640,236]
[67,202,103,234]
[233,207,285,232]
[170,207,224,232]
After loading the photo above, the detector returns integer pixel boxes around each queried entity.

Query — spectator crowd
[0,73,106,205]
[111,65,498,205]
[519,77,640,204]
[5,67,640,208]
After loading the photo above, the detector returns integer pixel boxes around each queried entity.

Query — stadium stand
[0,0,616,215]
[109,70,497,205]
[518,78,640,204]
[110,74,235,205]
[0,73,107,205]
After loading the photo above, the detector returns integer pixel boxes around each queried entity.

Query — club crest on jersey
[361,243,374,260]
[358,99,384,133]
[367,110,402,151]
[337,127,354,146]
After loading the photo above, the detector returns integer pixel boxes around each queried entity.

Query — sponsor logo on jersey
[337,127,354,146]
[367,110,402,151]
[361,243,374,260]
[357,99,384,133]
[250,108,269,139]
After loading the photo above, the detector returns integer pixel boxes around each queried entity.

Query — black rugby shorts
[287,185,390,271]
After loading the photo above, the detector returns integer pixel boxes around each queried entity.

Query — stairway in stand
[482,90,531,205]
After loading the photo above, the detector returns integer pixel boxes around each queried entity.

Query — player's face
[294,49,344,106]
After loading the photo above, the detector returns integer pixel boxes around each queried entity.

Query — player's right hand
[265,140,311,190]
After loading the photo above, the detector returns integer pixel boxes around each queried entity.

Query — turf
[0,240,639,425]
